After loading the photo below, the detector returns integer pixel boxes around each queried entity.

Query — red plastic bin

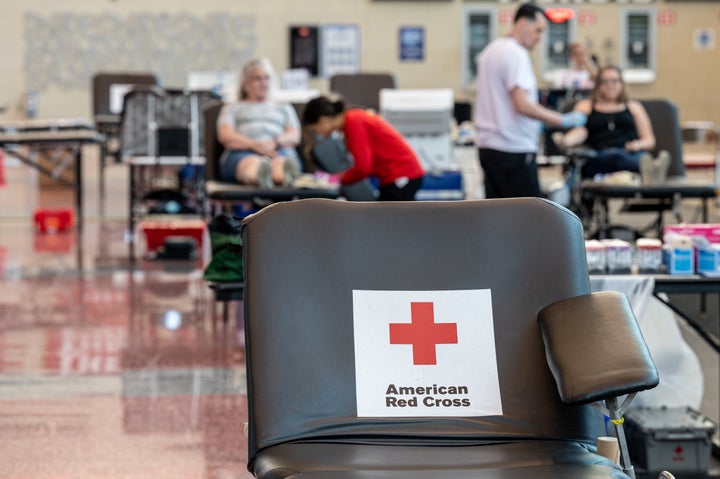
[33,208,74,234]
[139,218,207,253]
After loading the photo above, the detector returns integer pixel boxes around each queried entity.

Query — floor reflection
[0,215,250,479]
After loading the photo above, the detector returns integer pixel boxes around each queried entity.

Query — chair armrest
[563,146,598,160]
[538,291,659,405]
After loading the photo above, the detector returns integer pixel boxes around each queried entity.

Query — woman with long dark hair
[302,95,424,201]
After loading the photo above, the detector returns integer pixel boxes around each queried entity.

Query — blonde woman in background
[555,42,598,90]
[216,57,302,188]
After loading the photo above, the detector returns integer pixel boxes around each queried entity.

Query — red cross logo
[389,302,458,365]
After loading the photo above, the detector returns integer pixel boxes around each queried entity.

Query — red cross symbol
[658,9,676,26]
[389,302,458,365]
[499,10,514,26]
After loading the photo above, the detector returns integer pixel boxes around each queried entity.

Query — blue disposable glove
[560,111,587,128]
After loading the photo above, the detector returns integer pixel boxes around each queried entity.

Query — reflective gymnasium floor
[0,150,717,479]
[0,155,252,479]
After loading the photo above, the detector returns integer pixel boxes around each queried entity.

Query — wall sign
[693,28,716,50]
[399,26,425,62]
[290,26,320,76]
[320,24,361,78]
[578,10,598,26]
[657,9,677,26]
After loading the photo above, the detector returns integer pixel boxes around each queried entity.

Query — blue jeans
[581,148,643,179]
[219,147,301,182]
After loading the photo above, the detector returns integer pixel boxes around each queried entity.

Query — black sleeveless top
[585,105,638,150]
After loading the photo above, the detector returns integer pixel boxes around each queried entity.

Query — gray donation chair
[640,99,684,179]
[241,198,659,479]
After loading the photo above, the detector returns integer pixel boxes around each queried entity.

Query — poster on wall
[320,24,361,78]
[399,26,425,62]
[290,26,320,76]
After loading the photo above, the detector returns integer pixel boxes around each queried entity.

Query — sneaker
[256,158,273,189]
[283,157,301,187]
[639,152,655,185]
[655,150,670,183]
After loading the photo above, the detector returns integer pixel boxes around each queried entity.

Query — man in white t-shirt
[474,3,587,198]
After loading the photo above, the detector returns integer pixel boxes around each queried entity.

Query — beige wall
[567,2,720,124]
[0,0,718,124]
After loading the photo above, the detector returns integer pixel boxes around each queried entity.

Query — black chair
[92,72,159,208]
[453,101,472,125]
[92,72,158,119]
[120,86,220,160]
[121,87,221,254]
[640,99,684,180]
[541,88,591,156]
[615,99,685,235]
[242,198,660,479]
[92,72,158,163]
[330,73,396,112]
[202,99,252,215]
[579,99,696,238]
[203,100,225,189]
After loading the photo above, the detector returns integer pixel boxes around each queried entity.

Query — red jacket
[341,109,424,186]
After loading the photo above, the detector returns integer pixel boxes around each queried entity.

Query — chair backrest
[203,100,225,182]
[330,73,396,111]
[454,101,472,124]
[639,98,685,178]
[120,87,220,159]
[92,72,158,117]
[242,198,600,466]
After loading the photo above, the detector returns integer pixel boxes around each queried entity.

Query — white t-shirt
[217,101,299,141]
[474,37,541,153]
[555,68,594,90]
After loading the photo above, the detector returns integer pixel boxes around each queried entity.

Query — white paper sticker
[353,289,502,417]
[109,84,135,114]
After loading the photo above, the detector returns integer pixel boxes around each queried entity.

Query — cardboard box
[696,244,720,274]
[625,407,717,473]
[662,246,694,275]
[664,224,720,244]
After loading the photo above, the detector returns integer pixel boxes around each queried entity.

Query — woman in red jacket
[302,96,425,201]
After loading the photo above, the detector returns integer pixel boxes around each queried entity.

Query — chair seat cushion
[253,440,628,479]
[205,180,339,202]
[281,465,626,479]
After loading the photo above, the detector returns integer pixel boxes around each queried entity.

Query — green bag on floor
[203,214,244,283]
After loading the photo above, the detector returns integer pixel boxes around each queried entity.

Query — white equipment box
[380,88,455,174]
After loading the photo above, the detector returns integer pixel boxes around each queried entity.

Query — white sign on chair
[353,289,502,417]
